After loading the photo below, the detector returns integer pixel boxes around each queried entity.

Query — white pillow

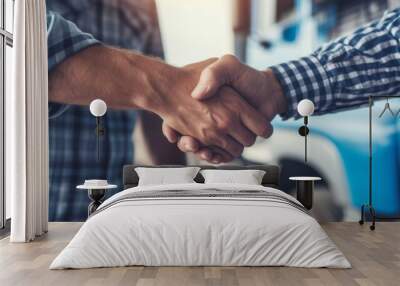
[135,167,200,186]
[200,169,266,185]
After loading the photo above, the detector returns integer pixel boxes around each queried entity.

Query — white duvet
[50,183,350,269]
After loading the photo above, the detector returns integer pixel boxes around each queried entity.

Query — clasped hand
[155,55,286,164]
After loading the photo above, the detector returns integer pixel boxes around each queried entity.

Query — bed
[50,165,350,269]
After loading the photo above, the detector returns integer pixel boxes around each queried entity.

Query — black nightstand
[289,177,321,210]
[77,182,117,217]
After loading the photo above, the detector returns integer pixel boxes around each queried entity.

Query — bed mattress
[50,183,351,269]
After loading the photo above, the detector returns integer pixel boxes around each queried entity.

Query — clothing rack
[359,95,400,230]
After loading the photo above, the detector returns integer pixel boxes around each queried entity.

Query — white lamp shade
[297,99,315,117]
[90,99,107,117]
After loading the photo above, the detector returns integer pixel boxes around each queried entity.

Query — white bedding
[50,183,350,269]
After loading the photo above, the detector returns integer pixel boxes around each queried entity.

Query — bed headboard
[123,164,280,189]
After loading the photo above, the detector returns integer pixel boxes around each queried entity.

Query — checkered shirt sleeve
[270,8,400,119]
[47,10,100,71]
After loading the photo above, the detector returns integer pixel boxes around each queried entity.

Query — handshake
[150,55,287,164]
[49,46,288,164]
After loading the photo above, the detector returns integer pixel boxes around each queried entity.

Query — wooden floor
[0,222,399,286]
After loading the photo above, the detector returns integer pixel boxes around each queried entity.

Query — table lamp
[297,99,315,163]
[90,99,107,161]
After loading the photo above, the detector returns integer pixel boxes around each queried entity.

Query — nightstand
[77,180,117,217]
[289,177,321,210]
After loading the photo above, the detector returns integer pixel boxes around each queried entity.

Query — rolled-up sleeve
[271,8,400,119]
[47,11,100,118]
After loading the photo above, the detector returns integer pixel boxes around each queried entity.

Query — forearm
[49,44,168,111]
[270,8,400,119]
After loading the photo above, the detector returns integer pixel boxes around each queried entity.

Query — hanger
[379,97,395,118]
[395,108,400,118]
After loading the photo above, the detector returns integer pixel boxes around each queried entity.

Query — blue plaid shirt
[271,8,400,119]
[47,0,163,221]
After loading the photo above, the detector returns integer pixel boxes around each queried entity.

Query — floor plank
[0,222,399,286]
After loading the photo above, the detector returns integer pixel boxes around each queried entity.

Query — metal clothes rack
[359,95,400,230]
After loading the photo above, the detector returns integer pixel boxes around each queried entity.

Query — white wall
[156,0,235,66]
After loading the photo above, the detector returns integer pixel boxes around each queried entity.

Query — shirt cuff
[48,37,100,72]
[270,55,333,119]
[47,11,100,72]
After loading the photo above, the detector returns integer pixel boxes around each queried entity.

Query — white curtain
[8,0,49,242]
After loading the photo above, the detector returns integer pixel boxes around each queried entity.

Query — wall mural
[46,0,400,222]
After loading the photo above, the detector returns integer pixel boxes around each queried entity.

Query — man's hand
[162,54,287,163]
